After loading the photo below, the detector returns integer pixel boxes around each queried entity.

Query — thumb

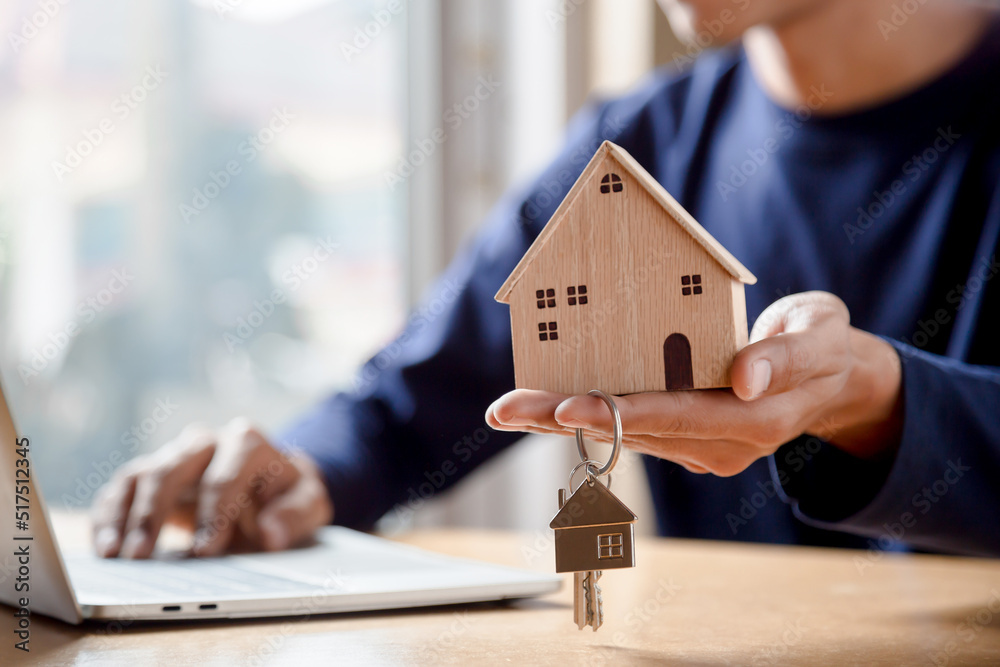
[731,292,850,401]
[256,472,333,551]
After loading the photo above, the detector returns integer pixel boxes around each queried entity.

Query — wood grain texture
[498,142,754,394]
[9,515,1000,666]
[495,141,757,301]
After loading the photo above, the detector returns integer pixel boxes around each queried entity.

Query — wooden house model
[495,141,757,394]
[549,480,637,573]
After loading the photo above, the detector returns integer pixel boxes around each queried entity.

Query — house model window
[567,285,588,306]
[495,141,759,396]
[681,274,703,296]
[538,321,558,342]
[599,173,623,194]
[536,288,556,309]
[597,533,624,559]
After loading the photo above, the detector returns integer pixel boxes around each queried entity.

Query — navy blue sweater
[283,25,1000,556]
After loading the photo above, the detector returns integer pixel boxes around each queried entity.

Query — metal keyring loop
[568,459,613,493]
[574,389,622,477]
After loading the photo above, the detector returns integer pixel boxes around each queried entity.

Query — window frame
[597,532,624,559]
[681,274,702,296]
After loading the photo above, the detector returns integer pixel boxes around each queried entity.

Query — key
[574,572,586,629]
[551,391,636,632]
[586,570,603,631]
[574,570,600,631]
[554,478,634,631]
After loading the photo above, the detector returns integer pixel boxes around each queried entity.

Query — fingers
[553,390,744,441]
[733,291,851,401]
[192,419,299,557]
[92,418,328,559]
[486,390,572,431]
[749,290,849,342]
[93,425,216,559]
[256,456,333,551]
[485,291,856,477]
[492,388,779,443]
[573,427,760,476]
[119,435,216,558]
[623,437,758,476]
[490,389,772,474]
[91,471,138,557]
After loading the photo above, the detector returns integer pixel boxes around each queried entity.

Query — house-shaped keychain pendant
[495,141,757,395]
[550,479,637,573]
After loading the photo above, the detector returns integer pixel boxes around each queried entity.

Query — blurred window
[0,0,408,505]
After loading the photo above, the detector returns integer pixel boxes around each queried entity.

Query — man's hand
[91,418,333,559]
[486,291,904,476]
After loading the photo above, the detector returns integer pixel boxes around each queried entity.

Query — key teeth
[592,572,603,631]
[576,570,605,631]
[575,571,587,630]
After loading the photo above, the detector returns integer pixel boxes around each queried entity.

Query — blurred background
[0,0,682,536]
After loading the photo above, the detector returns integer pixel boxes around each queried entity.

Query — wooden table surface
[4,517,1000,666]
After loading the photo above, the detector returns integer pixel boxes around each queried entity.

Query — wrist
[814,329,904,460]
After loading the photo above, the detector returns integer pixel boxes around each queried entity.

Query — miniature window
[567,285,588,306]
[536,288,557,309]
[538,321,558,342]
[681,274,702,296]
[597,533,623,559]
[599,173,623,194]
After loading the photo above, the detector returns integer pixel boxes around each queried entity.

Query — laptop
[0,379,560,624]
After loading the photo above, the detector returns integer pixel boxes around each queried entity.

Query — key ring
[575,389,622,477]
[568,459,613,493]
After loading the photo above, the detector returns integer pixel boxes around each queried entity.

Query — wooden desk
[4,517,1000,666]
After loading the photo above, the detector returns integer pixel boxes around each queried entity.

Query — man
[91,0,1000,560]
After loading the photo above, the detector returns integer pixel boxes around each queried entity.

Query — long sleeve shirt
[282,21,1000,556]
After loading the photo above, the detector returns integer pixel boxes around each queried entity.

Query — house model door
[663,333,693,390]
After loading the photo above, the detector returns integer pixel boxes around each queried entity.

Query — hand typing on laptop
[90,418,332,559]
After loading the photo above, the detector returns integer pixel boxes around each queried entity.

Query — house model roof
[496,141,757,303]
[549,480,638,530]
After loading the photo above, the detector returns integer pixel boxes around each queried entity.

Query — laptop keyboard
[66,555,316,602]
